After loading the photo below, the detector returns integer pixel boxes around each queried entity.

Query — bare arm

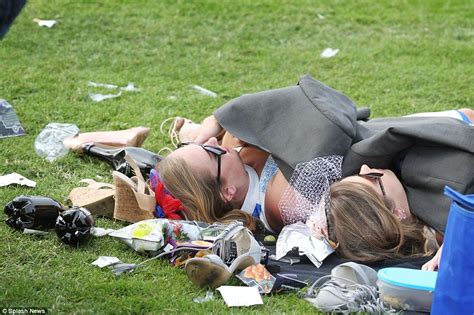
[193,115,226,144]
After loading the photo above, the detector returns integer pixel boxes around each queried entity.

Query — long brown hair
[158,156,259,231]
[328,181,433,262]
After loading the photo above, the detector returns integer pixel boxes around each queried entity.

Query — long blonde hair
[328,181,432,262]
[158,156,259,231]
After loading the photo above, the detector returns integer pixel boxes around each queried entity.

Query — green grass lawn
[0,0,472,313]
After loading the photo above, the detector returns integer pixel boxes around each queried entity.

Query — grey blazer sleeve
[343,117,474,232]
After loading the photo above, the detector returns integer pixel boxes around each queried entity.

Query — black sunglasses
[358,172,386,197]
[179,142,227,184]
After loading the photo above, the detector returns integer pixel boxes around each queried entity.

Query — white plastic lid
[377,268,437,291]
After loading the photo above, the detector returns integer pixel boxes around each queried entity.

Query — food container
[377,267,437,312]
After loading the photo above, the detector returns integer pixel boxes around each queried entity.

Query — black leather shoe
[81,143,162,178]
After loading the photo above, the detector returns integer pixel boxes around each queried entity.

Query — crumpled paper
[0,173,36,188]
[275,222,334,268]
[320,48,339,58]
[89,92,122,102]
[91,256,121,268]
[33,18,57,28]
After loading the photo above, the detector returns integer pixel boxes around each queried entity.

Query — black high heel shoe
[81,143,162,178]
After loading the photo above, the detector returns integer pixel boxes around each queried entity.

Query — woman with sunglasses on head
[157,75,473,260]
[324,109,474,270]
[158,75,364,233]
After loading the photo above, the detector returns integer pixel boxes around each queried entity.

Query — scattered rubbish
[55,207,94,246]
[89,92,122,102]
[108,246,185,276]
[5,195,65,231]
[88,81,118,89]
[276,222,334,268]
[88,81,140,93]
[109,220,165,253]
[269,254,300,265]
[120,83,141,92]
[23,228,49,236]
[109,219,206,253]
[168,95,177,101]
[320,48,339,58]
[217,286,263,307]
[237,264,276,294]
[91,256,121,268]
[192,85,217,98]
[34,123,79,162]
[0,99,25,139]
[0,173,36,188]
[169,240,213,267]
[90,227,115,237]
[272,274,307,292]
[193,291,214,303]
[33,18,57,28]
[317,13,325,19]
[110,263,138,276]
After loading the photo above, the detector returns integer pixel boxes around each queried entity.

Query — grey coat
[214,75,474,232]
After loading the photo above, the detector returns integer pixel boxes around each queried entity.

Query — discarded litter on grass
[89,92,122,102]
[192,85,217,98]
[317,13,325,19]
[120,83,141,92]
[236,264,275,294]
[0,173,36,188]
[33,18,57,28]
[34,123,79,161]
[217,286,263,307]
[88,81,118,89]
[320,48,339,58]
[23,228,49,236]
[0,99,25,139]
[276,222,334,268]
[110,263,138,276]
[91,256,121,268]
[88,81,141,92]
[193,291,214,303]
[90,227,116,237]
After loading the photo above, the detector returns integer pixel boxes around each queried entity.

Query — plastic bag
[109,219,207,253]
[34,123,79,161]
